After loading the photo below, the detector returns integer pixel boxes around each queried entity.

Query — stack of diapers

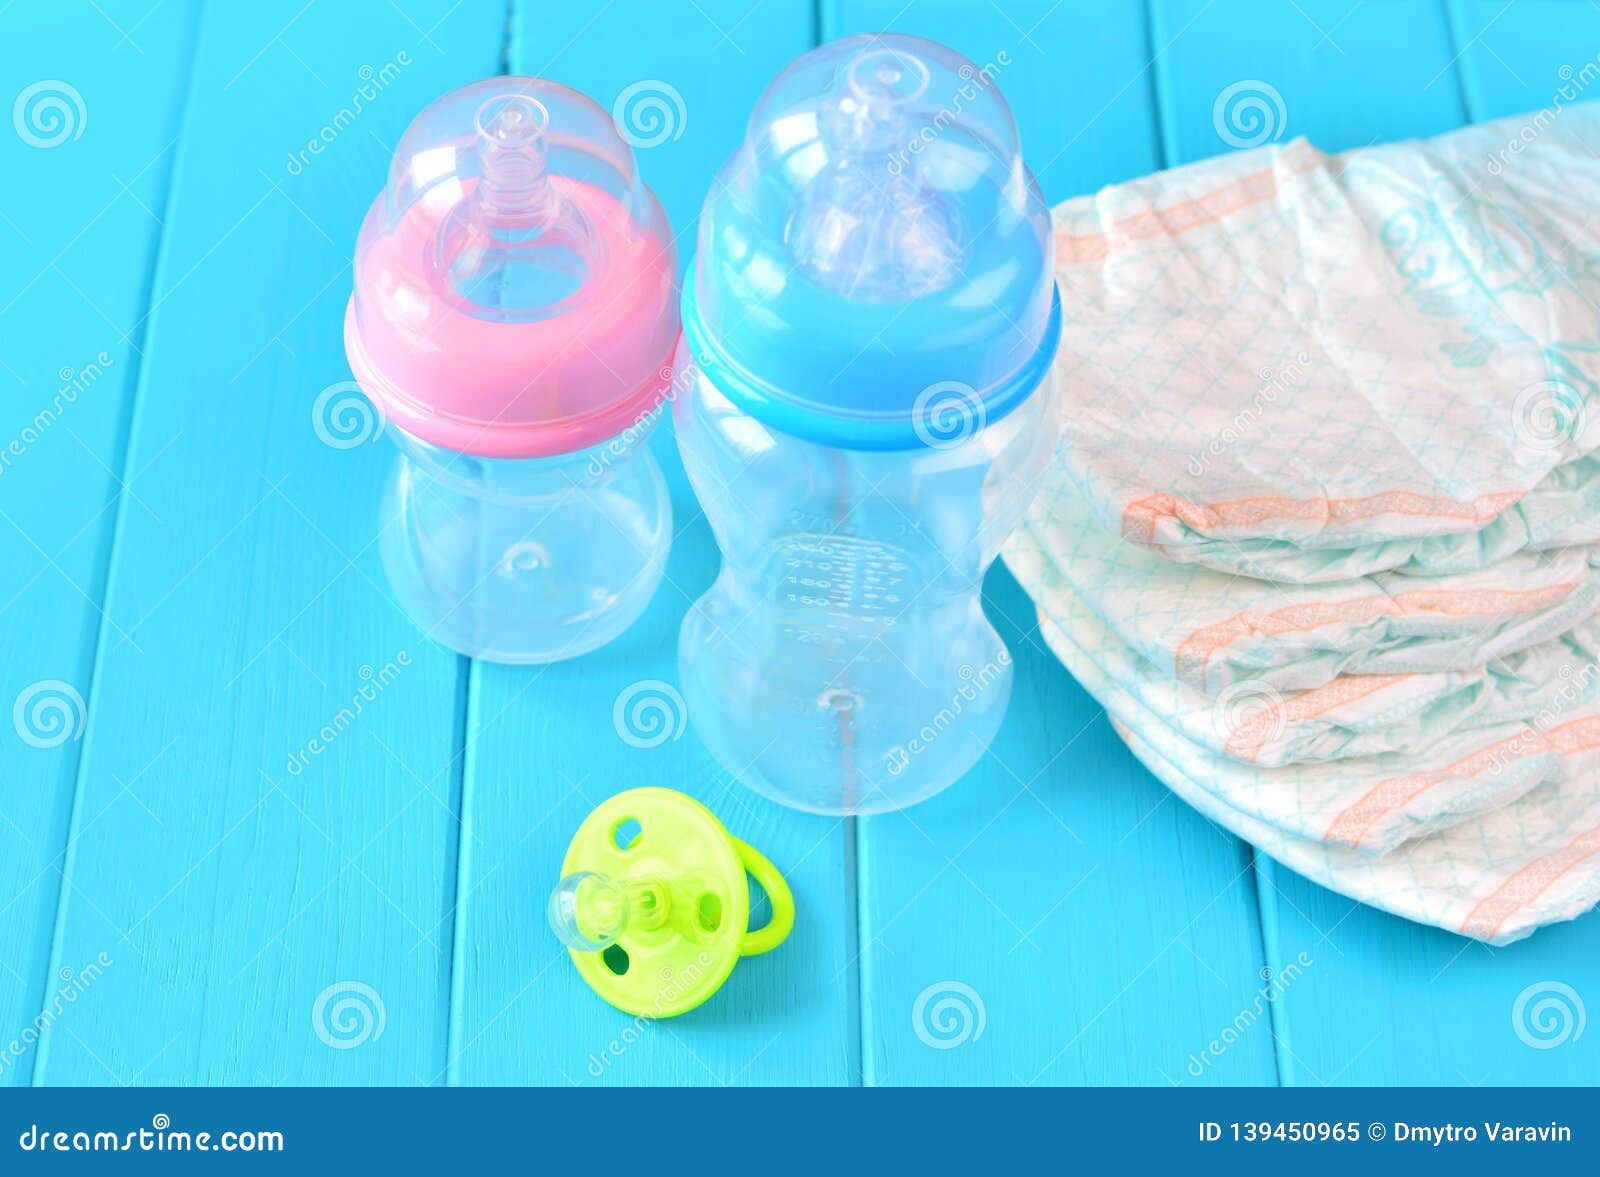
[1006,106,1600,944]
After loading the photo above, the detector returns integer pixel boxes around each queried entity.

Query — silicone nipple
[788,46,964,300]
[435,92,597,319]
[548,869,672,951]
[475,93,559,221]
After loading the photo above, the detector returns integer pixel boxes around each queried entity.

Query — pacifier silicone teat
[550,788,795,1017]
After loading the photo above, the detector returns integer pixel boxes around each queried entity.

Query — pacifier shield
[559,788,752,1018]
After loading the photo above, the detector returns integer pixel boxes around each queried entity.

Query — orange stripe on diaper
[1223,674,1412,762]
[1324,713,1600,853]
[1054,139,1323,264]
[1538,713,1600,756]
[1123,489,1526,547]
[1175,581,1577,691]
[1323,731,1544,850]
[1460,823,1600,941]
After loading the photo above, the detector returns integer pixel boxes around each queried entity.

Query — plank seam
[1440,0,1479,123]
[1250,857,1289,1086]
[442,0,517,1090]
[844,816,864,1086]
[1145,0,1276,1087]
[443,657,478,1087]
[502,0,518,76]
[1146,0,1176,170]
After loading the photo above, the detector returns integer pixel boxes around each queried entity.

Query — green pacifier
[548,787,795,1017]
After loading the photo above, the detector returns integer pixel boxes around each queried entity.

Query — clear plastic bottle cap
[345,77,678,459]
[683,34,1060,451]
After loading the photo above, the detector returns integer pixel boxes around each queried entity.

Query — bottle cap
[683,34,1059,451]
[345,77,678,459]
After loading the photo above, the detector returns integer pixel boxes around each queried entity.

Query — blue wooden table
[2,0,1598,1087]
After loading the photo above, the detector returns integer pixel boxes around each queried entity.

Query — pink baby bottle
[344,78,678,662]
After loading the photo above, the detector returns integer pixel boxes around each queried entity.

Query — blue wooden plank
[446,1,858,1086]
[826,0,1277,1086]
[1235,0,1600,1088]
[0,0,200,1086]
[1152,0,1467,165]
[1449,0,1600,121]
[31,0,506,1085]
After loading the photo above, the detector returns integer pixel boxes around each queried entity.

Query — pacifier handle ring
[732,837,795,957]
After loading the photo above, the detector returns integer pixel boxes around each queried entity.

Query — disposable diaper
[1052,110,1600,583]
[1010,527,1600,771]
[1006,106,1600,942]
[1028,571,1596,863]
[1113,710,1600,946]
[1009,480,1600,698]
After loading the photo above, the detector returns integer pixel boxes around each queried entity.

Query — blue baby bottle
[673,34,1062,814]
